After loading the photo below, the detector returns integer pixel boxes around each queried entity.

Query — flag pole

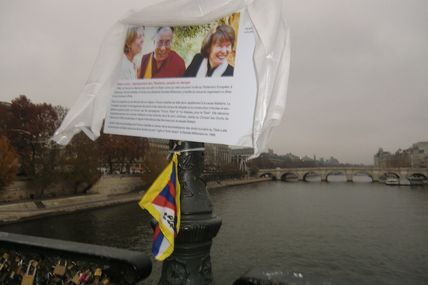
[158,141,222,285]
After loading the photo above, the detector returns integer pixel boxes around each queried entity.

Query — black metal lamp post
[158,141,222,285]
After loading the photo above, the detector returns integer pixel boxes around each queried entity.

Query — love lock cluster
[0,251,113,285]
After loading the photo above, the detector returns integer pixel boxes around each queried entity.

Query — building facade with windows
[205,144,231,169]
[409,142,428,168]
[374,142,427,168]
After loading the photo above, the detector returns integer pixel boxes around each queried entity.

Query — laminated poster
[104,10,257,146]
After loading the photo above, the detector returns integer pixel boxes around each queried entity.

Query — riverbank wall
[206,177,271,189]
[0,177,270,225]
[0,179,75,203]
[0,175,145,204]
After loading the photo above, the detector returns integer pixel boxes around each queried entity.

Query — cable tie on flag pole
[167,141,178,160]
[166,141,205,160]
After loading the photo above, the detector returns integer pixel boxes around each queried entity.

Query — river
[1,181,428,284]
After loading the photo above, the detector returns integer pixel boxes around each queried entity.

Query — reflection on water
[352,175,373,183]
[305,174,321,182]
[1,182,428,285]
[326,174,347,182]
[307,174,373,183]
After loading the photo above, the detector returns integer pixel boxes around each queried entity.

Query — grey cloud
[270,0,428,164]
[0,0,427,164]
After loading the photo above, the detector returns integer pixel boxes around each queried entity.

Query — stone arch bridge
[258,167,428,182]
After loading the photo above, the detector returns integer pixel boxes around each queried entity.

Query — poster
[104,10,257,146]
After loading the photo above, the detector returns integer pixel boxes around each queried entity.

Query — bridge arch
[303,172,321,182]
[280,172,299,182]
[408,173,427,179]
[407,173,428,185]
[325,172,347,182]
[259,172,273,179]
[352,172,374,182]
[384,172,400,179]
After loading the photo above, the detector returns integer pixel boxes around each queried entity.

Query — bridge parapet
[0,231,152,284]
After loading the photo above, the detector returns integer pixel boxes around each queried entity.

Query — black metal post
[158,141,222,285]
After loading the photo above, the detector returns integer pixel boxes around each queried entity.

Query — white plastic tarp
[52,0,290,158]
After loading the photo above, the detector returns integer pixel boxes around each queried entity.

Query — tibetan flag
[139,153,181,261]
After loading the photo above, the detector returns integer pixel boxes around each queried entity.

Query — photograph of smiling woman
[119,27,145,80]
[184,25,236,78]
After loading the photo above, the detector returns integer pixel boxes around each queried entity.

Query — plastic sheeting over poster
[52,0,290,158]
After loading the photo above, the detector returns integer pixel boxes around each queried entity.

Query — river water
[1,181,428,284]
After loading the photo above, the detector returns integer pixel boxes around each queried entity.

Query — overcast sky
[1,0,427,164]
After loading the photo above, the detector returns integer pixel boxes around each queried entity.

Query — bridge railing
[0,231,152,284]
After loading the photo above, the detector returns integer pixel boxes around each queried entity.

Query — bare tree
[0,136,19,189]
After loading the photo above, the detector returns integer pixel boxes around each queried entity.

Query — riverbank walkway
[0,177,269,225]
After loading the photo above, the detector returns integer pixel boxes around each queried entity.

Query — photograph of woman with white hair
[184,25,236,77]
[119,27,144,80]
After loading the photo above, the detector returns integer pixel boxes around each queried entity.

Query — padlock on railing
[71,271,81,285]
[93,267,102,285]
[21,260,37,285]
[0,252,10,271]
[94,267,102,278]
[53,260,67,277]
[79,269,91,284]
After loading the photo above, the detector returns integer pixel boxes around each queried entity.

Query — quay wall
[0,177,269,225]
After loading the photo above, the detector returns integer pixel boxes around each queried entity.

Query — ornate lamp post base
[159,141,222,285]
